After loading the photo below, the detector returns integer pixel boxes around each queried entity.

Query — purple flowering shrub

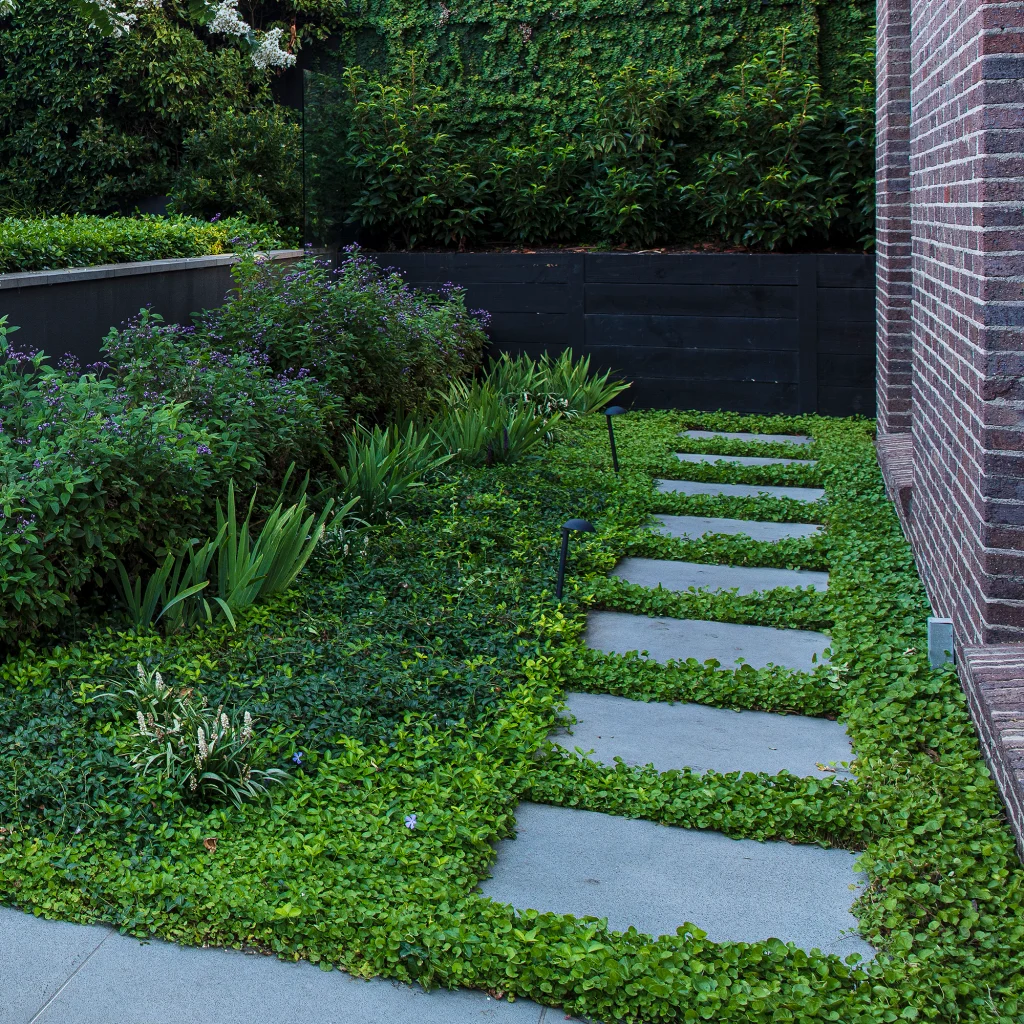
[205,249,487,423]
[0,320,234,640]
[103,309,341,490]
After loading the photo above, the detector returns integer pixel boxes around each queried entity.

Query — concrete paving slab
[480,803,872,959]
[0,908,112,1024]
[585,611,830,672]
[675,452,816,468]
[0,907,578,1024]
[652,515,822,543]
[553,691,853,776]
[656,479,826,503]
[681,430,813,446]
[611,557,829,594]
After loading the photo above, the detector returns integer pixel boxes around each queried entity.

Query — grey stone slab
[675,452,816,468]
[656,479,826,503]
[611,557,829,595]
[585,611,830,672]
[480,803,872,959]
[3,911,581,1024]
[681,430,813,446]
[652,515,822,543]
[0,908,112,1024]
[553,692,853,776]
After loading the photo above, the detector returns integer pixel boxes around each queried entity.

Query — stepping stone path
[675,452,816,468]
[586,610,830,672]
[485,430,874,961]
[657,479,826,502]
[1,906,578,1023]
[480,803,872,959]
[682,429,814,445]
[553,691,853,776]
[653,514,822,542]
[611,556,829,594]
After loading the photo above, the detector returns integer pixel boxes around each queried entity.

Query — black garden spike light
[604,405,627,473]
[556,518,596,599]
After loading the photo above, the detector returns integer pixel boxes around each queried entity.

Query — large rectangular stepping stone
[480,803,872,959]
[554,691,853,776]
[653,514,822,543]
[682,429,813,445]
[586,610,830,672]
[611,557,829,594]
[675,452,816,468]
[0,906,573,1023]
[657,479,826,503]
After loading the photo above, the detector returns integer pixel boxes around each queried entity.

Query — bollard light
[604,405,627,473]
[556,518,596,599]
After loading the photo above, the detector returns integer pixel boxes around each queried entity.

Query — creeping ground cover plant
[0,410,1022,1022]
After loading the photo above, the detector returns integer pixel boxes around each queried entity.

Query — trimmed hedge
[0,214,291,274]
[1,410,1022,1022]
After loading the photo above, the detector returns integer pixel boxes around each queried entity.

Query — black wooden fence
[372,252,875,416]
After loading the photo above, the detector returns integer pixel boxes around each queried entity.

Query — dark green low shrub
[0,214,291,274]
[204,250,488,421]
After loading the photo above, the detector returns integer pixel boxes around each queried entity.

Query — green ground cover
[1,410,1022,1022]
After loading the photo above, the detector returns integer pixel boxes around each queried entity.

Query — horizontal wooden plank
[817,385,876,417]
[816,255,875,289]
[818,352,876,388]
[584,344,799,382]
[487,312,583,349]
[817,287,874,323]
[817,320,875,354]
[370,252,583,284]
[615,378,800,414]
[586,314,798,352]
[585,253,798,286]
[407,282,576,314]
[586,283,799,318]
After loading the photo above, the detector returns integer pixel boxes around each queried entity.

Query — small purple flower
[196,443,212,455]
[404,813,417,830]
[292,751,304,765]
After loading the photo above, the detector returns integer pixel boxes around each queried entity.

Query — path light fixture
[604,406,627,473]
[556,518,596,599]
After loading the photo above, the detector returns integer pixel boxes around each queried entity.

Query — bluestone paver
[0,907,578,1024]
[675,452,816,468]
[656,479,826,503]
[553,691,853,776]
[611,556,829,594]
[652,514,822,543]
[585,610,830,672]
[480,803,872,959]
[681,430,813,446]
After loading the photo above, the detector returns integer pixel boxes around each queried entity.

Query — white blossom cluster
[1,0,295,68]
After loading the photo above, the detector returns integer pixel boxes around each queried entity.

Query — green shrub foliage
[169,107,303,227]
[1,411,1022,1022]
[306,32,875,250]
[0,214,290,273]
[204,250,488,420]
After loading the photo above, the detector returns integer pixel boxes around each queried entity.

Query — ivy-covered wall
[314,0,874,133]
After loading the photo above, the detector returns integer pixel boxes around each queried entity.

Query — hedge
[0,214,291,274]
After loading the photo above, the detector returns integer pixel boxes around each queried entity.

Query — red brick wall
[875,0,914,434]
[877,0,1024,645]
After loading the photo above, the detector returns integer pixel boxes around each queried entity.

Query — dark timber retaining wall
[373,252,876,416]
[0,250,303,366]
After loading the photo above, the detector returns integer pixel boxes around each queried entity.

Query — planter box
[0,250,304,365]
[372,252,875,416]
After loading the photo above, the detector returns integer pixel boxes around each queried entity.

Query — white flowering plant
[0,0,296,69]
[119,664,289,808]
